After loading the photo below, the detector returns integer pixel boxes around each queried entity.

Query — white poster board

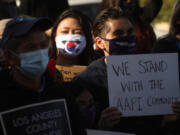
[0,99,72,135]
[107,53,180,117]
[87,129,135,135]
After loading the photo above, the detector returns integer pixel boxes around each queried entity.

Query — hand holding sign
[162,101,180,128]
[172,101,180,119]
[98,107,122,130]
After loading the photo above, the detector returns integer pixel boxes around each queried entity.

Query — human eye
[75,31,83,35]
[74,28,83,35]
[25,43,37,52]
[113,30,124,37]
[60,30,69,35]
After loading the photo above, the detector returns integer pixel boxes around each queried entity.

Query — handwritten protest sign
[107,53,180,116]
[87,129,135,135]
[56,65,86,82]
[0,99,72,135]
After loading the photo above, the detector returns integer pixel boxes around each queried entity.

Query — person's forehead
[16,30,47,47]
[106,18,132,30]
[104,18,132,38]
[57,17,81,29]
[22,29,47,39]
[14,30,48,52]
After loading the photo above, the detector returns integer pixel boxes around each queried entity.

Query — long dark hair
[169,1,180,35]
[50,9,95,65]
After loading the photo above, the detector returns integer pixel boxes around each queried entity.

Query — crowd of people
[0,0,180,135]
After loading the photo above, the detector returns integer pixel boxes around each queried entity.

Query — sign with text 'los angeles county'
[0,99,72,135]
[107,53,180,117]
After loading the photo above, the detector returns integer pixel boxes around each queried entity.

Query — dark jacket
[73,57,164,135]
[0,69,86,135]
[141,0,162,23]
[73,57,109,111]
[153,34,179,53]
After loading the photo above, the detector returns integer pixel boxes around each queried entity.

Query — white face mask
[55,34,86,57]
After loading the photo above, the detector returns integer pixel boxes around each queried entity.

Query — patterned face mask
[55,34,86,58]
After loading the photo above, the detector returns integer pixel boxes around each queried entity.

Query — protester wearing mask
[73,7,137,109]
[47,9,97,129]
[73,8,164,135]
[0,17,86,135]
[153,1,180,135]
[48,9,95,77]
[100,0,163,53]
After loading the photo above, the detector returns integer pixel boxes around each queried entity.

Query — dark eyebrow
[113,28,133,36]
[74,28,82,30]
[127,27,133,32]
[61,27,82,30]
[113,29,124,36]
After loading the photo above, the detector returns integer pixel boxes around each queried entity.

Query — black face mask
[101,35,137,55]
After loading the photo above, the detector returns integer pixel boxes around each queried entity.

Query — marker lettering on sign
[112,61,131,76]
[120,80,144,93]
[64,77,72,81]
[12,116,29,127]
[148,80,165,90]
[117,97,142,112]
[31,109,62,122]
[147,96,179,107]
[25,120,57,134]
[63,70,71,75]
[138,60,167,73]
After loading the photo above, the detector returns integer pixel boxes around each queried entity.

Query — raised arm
[141,0,163,23]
